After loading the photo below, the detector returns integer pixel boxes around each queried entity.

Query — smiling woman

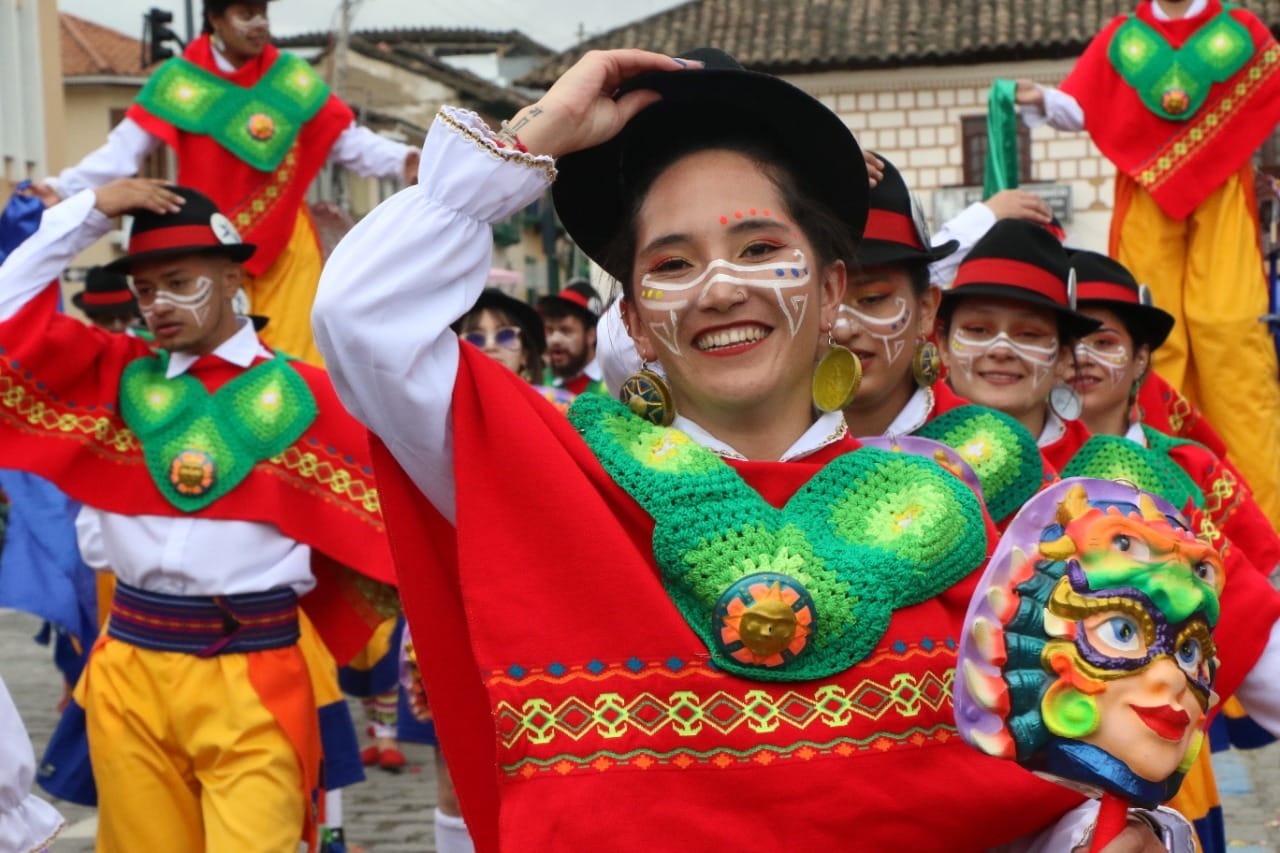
[312,47,1124,851]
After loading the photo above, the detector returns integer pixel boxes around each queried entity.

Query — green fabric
[120,352,318,511]
[569,394,987,682]
[1060,427,1204,511]
[984,78,1021,198]
[1109,5,1253,121]
[916,404,1044,524]
[134,53,331,172]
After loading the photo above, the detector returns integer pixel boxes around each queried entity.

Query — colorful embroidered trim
[502,725,958,779]
[1109,7,1254,121]
[120,352,318,511]
[1061,430,1202,512]
[568,394,986,682]
[269,438,382,516]
[1137,43,1280,192]
[135,53,330,172]
[0,362,137,457]
[916,404,1043,523]
[496,669,955,750]
[229,144,299,237]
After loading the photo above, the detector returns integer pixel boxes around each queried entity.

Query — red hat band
[554,289,592,311]
[79,290,136,307]
[1076,281,1140,305]
[951,258,1067,305]
[862,210,925,251]
[127,225,229,258]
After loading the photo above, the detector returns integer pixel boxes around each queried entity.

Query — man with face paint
[0,178,397,852]
[35,0,419,368]
[537,280,608,395]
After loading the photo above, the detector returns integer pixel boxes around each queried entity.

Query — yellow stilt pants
[244,208,326,368]
[79,636,312,853]
[1112,167,1280,528]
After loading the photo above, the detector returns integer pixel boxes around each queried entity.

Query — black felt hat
[552,47,869,283]
[858,154,957,269]
[454,288,546,352]
[104,186,255,274]
[942,220,1100,338]
[1068,249,1174,350]
[537,279,602,326]
[72,266,138,318]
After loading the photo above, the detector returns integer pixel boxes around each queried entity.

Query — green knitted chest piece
[1109,5,1253,121]
[569,395,988,682]
[916,404,1044,524]
[134,53,331,172]
[1061,427,1204,511]
[120,353,318,511]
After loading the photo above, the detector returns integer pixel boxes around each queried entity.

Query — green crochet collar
[134,53,330,171]
[915,404,1044,524]
[120,351,317,511]
[568,394,987,682]
[1061,426,1204,510]
[1109,4,1253,121]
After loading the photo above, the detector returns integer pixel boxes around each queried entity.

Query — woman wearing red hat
[310,44,1248,848]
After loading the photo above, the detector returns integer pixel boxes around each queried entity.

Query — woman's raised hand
[510,49,699,160]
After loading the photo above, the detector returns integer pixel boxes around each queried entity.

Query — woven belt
[108,583,300,657]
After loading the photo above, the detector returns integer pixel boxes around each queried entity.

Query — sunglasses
[462,326,522,350]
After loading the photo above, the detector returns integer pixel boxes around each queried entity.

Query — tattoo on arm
[498,106,543,145]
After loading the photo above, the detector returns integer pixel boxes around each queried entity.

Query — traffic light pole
[185,0,194,41]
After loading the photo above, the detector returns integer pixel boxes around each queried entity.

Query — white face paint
[229,12,269,35]
[949,328,1059,385]
[835,296,913,365]
[1075,338,1131,387]
[133,275,216,329]
[637,249,811,356]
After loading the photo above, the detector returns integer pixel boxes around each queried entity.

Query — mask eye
[1113,534,1130,552]
[1095,615,1144,655]
[1193,561,1217,587]
[1111,533,1151,561]
[1176,637,1203,670]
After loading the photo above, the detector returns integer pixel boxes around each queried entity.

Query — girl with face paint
[314,48,1176,850]
[937,220,1101,475]
[1054,253,1280,853]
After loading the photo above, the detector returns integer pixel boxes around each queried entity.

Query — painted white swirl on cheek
[230,13,269,36]
[1075,340,1131,387]
[949,329,1058,385]
[137,276,216,328]
[637,249,811,356]
[835,297,913,364]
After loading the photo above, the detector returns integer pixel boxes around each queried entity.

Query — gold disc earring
[911,339,942,388]
[812,334,862,412]
[619,364,675,426]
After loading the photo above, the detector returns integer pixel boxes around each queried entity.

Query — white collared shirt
[882,387,934,437]
[672,410,849,462]
[1124,420,1148,446]
[1038,409,1067,448]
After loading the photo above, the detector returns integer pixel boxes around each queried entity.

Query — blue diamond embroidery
[625,656,645,673]
[547,662,567,677]
[664,656,685,672]
[586,659,606,675]
[891,640,908,654]
[945,637,958,650]
[920,638,935,651]
[506,664,527,680]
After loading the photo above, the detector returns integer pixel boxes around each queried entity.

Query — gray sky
[56,0,686,51]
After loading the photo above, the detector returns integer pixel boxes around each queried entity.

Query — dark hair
[202,0,266,34]
[538,302,593,329]
[599,136,858,301]
[456,305,545,382]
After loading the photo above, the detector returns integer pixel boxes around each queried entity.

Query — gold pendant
[812,344,862,412]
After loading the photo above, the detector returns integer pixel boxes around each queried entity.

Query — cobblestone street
[3,608,1277,851]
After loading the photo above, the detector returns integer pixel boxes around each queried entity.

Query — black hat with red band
[859,154,958,269]
[72,266,138,318]
[941,219,1100,338]
[103,186,255,274]
[1068,249,1174,350]
[537,280,602,326]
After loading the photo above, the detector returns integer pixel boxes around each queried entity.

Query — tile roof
[522,0,1280,86]
[345,36,530,113]
[275,27,553,58]
[60,12,156,78]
